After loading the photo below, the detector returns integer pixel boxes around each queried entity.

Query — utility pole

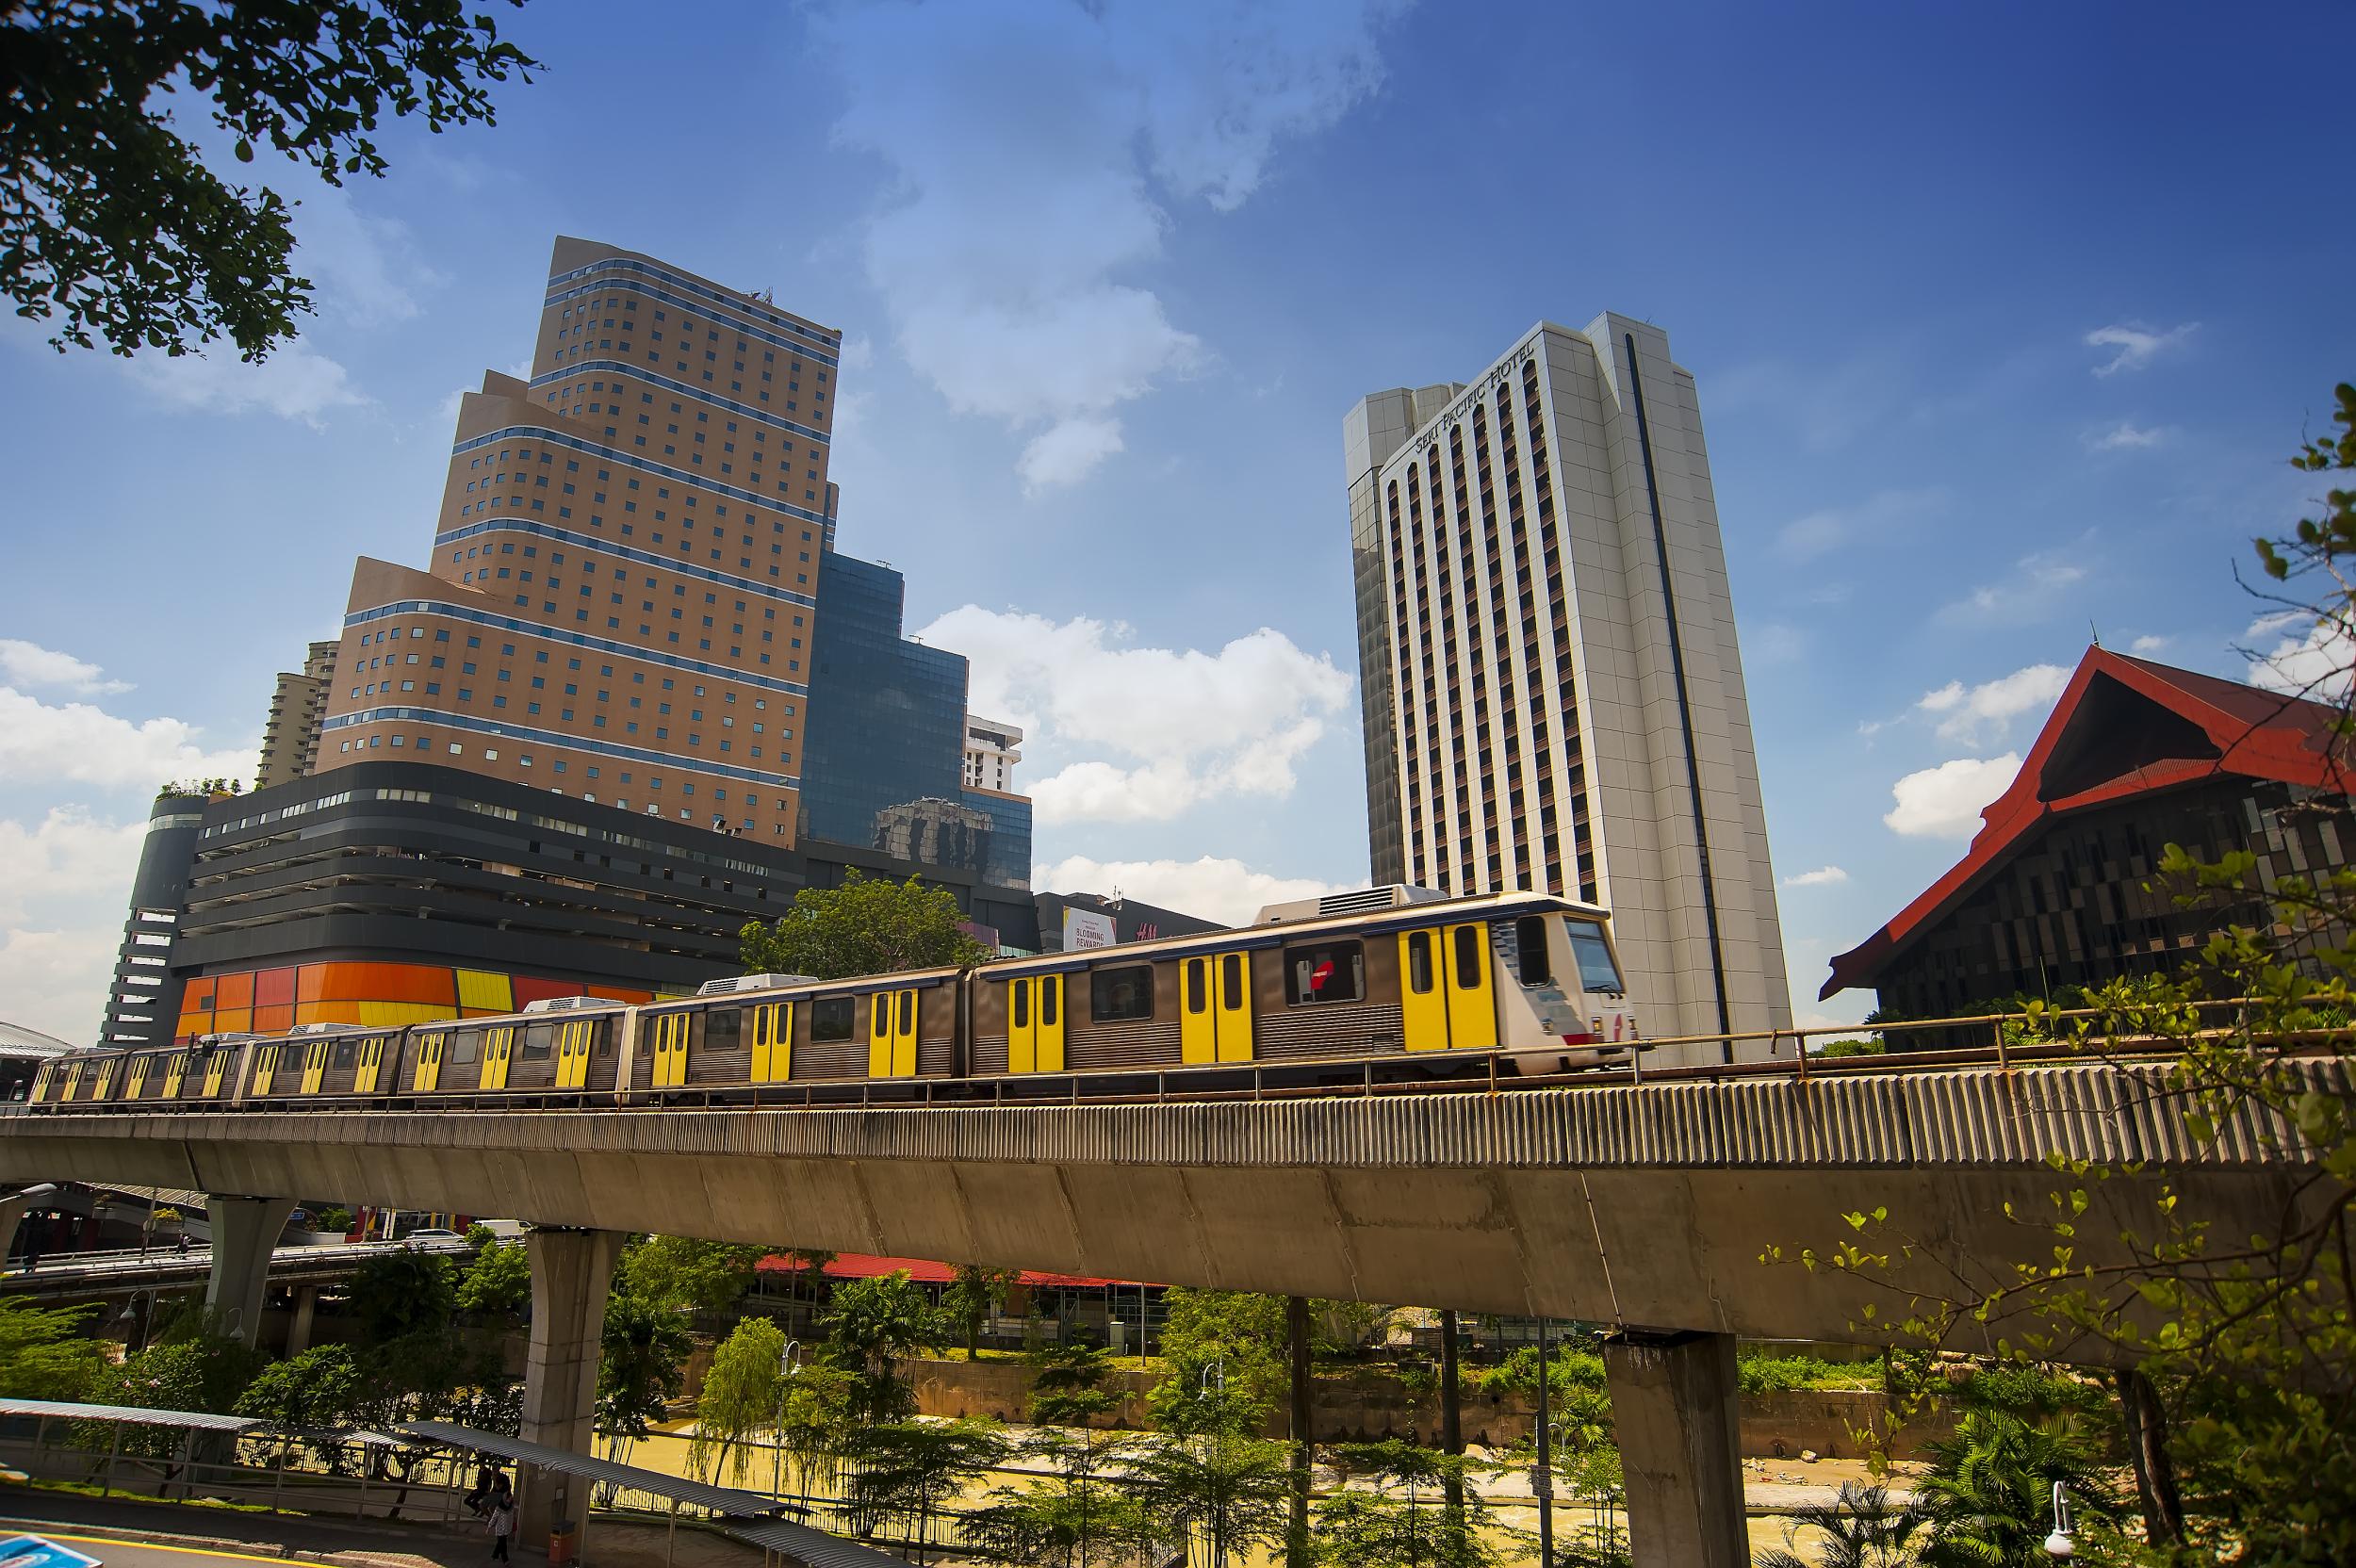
[1287,1297,1312,1568]
[1438,1309,1464,1517]
[1533,1316,1554,1564]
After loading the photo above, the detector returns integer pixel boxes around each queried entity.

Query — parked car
[401,1227,466,1250]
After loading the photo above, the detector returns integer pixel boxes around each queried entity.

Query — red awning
[756,1252,1141,1290]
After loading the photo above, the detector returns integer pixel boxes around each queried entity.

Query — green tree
[616,1233,762,1315]
[85,1326,268,1456]
[596,1290,691,1456]
[944,1263,1022,1361]
[1754,1480,1926,1568]
[312,1206,352,1234]
[967,1475,1158,1568]
[740,869,992,978]
[777,1360,859,1506]
[3,0,538,361]
[1148,1289,1287,1437]
[819,1268,944,1426]
[841,1418,1006,1561]
[1916,1409,2120,1567]
[692,1316,785,1485]
[1132,1430,1296,1568]
[1029,1337,1120,1428]
[0,1298,105,1400]
[456,1240,531,1319]
[235,1345,363,1462]
[1313,1441,1499,1568]
[351,1250,456,1340]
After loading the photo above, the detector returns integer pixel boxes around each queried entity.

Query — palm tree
[819,1268,945,1426]
[1754,1480,1926,1568]
[1918,1409,2119,1567]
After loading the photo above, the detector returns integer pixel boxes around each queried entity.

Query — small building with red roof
[1823,646,2351,1017]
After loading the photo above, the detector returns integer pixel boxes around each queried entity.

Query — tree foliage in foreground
[691,1315,785,1486]
[3,0,537,361]
[740,868,992,978]
[0,1298,105,1400]
[1769,382,2356,1564]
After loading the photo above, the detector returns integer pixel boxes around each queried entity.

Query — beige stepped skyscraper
[1346,316,1792,1059]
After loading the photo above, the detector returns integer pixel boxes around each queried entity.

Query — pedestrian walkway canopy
[0,1397,263,1433]
[393,1421,784,1517]
[717,1512,908,1568]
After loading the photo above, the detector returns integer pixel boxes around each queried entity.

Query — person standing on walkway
[487,1490,517,1562]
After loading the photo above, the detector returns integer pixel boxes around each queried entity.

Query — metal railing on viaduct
[2,1054,2345,1568]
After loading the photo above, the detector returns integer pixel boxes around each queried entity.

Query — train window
[899,990,917,1033]
[1406,932,1434,994]
[1564,923,1625,994]
[703,1009,743,1052]
[521,1023,555,1060]
[1037,982,1055,1028]
[1091,966,1153,1022]
[810,997,855,1041]
[334,1040,356,1069]
[595,1022,614,1055]
[1012,982,1028,1030]
[1513,918,1552,986]
[1221,953,1243,1002]
[1186,959,1206,1014]
[1453,926,1481,988]
[451,1031,482,1065]
[1285,941,1365,1006]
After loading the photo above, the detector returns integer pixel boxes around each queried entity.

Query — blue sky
[2,0,2351,1043]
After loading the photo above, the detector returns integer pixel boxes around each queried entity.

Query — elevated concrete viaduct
[2,1056,2342,1566]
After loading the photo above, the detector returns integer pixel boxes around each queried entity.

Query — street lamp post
[2045,1480,2075,1558]
[772,1338,800,1510]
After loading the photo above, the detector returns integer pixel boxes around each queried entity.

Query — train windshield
[1563,922,1625,994]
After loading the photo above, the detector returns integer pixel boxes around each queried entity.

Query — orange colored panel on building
[214,1008,252,1035]
[295,1002,366,1027]
[255,968,297,1007]
[511,976,584,1007]
[215,972,254,1011]
[254,1004,296,1034]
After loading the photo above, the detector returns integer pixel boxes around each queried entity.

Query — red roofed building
[1824,646,2352,1017]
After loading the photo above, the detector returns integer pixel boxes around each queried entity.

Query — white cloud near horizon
[914,605,1352,824]
[1937,546,2088,627]
[818,0,1403,490]
[294,187,444,329]
[2086,421,2168,450]
[1780,865,1849,888]
[1917,662,2069,744]
[0,806,155,1046]
[2129,634,2172,655]
[0,639,130,696]
[130,337,366,426]
[2245,612,2354,700]
[0,685,257,789]
[1885,753,2021,838]
[2085,321,2197,377]
[1038,853,1348,925]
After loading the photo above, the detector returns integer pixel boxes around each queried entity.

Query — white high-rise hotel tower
[1346,317,1792,1056]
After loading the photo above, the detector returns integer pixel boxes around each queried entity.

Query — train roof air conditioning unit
[523,995,611,1013]
[697,972,820,996]
[1252,884,1448,925]
[286,1022,340,1036]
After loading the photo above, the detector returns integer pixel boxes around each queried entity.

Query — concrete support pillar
[202,1196,295,1348]
[518,1228,624,1548]
[286,1285,320,1356]
[1602,1329,1748,1568]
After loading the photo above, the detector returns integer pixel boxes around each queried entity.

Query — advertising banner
[1062,908,1118,951]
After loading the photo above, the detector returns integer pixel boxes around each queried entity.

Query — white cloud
[1885,754,2021,838]
[1937,547,2088,627]
[1916,662,2070,744]
[294,188,442,328]
[2085,321,2197,377]
[0,807,146,926]
[1780,865,1849,889]
[131,338,365,426]
[0,927,115,1049]
[914,606,1351,824]
[819,0,1399,487]
[1775,487,1947,561]
[2086,421,2168,451]
[0,686,257,789]
[1039,854,1346,926]
[2245,613,2353,700]
[2129,634,2172,655]
[0,639,129,695]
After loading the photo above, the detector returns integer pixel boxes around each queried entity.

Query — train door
[1395,923,1498,1052]
[354,1037,384,1094]
[125,1055,151,1100]
[554,1021,591,1090]
[1443,922,1498,1052]
[647,1013,689,1088]
[1006,976,1066,1073]
[202,1049,231,1098]
[867,989,917,1077]
[161,1052,188,1097]
[414,1030,446,1092]
[750,1003,792,1083]
[1180,952,1255,1065]
[251,1044,278,1096]
[481,1026,515,1091]
[300,1040,329,1095]
[92,1057,116,1100]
